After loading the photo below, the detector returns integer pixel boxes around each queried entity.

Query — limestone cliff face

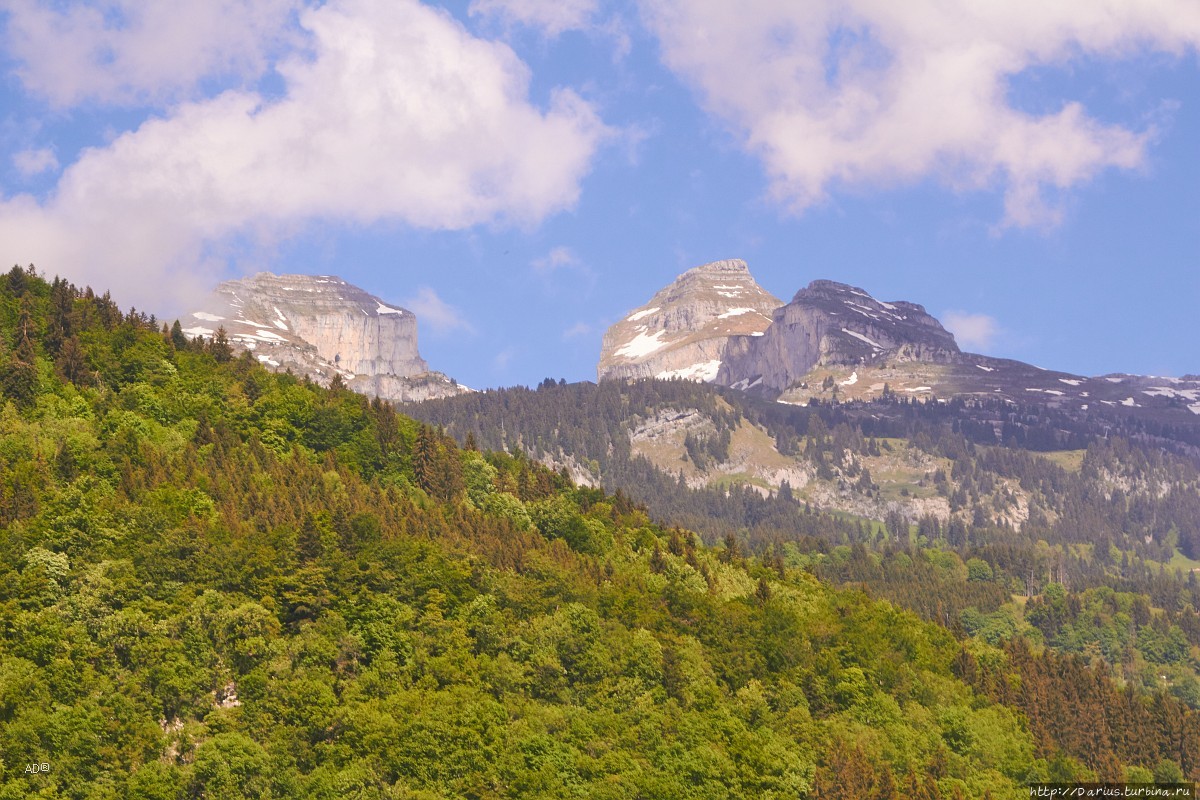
[718,280,961,391]
[182,273,467,402]
[597,259,783,382]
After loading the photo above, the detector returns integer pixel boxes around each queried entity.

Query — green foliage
[481,491,533,531]
[1,270,1197,796]
[966,557,993,582]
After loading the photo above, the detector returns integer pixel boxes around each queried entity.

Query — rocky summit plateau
[597,259,782,382]
[181,273,467,403]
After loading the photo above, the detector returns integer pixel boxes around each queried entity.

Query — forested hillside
[411,378,1200,718]
[410,380,1200,557]
[0,266,1197,798]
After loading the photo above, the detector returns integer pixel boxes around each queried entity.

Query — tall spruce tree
[2,293,39,406]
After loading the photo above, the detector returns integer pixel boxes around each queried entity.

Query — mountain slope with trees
[411,379,1200,717]
[0,266,1197,798]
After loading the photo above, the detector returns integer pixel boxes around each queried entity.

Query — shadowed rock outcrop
[719,279,961,391]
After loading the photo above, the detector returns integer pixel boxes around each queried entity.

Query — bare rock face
[719,279,960,391]
[181,273,468,402]
[598,259,783,382]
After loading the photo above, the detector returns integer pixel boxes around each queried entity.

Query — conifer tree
[2,293,39,406]
[170,320,188,350]
[298,514,323,561]
[55,336,88,385]
[755,576,772,604]
[211,326,233,362]
[45,277,74,355]
[720,532,741,564]
[413,425,435,496]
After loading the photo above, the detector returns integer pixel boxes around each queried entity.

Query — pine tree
[298,514,323,561]
[210,326,233,362]
[54,443,77,481]
[755,576,772,604]
[55,336,88,385]
[649,544,666,573]
[170,320,188,350]
[45,276,74,355]
[720,532,741,564]
[413,426,436,497]
[5,264,28,296]
[2,294,39,406]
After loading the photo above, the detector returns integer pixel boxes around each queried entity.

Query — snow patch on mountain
[657,360,722,382]
[616,329,670,359]
[627,307,660,322]
[842,328,883,350]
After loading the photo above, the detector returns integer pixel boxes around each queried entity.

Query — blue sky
[0,0,1197,389]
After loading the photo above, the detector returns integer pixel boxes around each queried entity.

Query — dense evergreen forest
[411,374,1200,717]
[412,380,1200,559]
[0,266,1197,798]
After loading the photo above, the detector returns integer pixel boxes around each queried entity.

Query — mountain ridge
[598,260,1200,421]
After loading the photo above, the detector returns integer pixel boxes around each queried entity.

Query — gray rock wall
[718,280,961,391]
[183,272,466,402]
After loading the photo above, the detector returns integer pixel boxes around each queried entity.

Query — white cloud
[640,0,1200,226]
[562,321,592,339]
[942,311,999,352]
[404,286,475,336]
[469,0,598,37]
[532,245,580,273]
[0,0,610,310]
[530,244,596,296]
[492,346,516,372]
[12,147,58,177]
[3,0,300,107]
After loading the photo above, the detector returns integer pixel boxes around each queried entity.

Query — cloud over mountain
[0,0,609,310]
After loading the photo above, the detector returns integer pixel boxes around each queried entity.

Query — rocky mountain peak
[597,258,783,382]
[719,279,960,391]
[792,280,943,332]
[668,257,753,291]
[182,272,467,403]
